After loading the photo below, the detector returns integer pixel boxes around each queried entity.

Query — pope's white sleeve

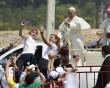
[70,22,81,30]
[99,20,106,33]
[78,18,91,30]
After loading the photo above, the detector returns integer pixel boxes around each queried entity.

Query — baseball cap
[28,64,37,71]
[56,67,65,75]
[49,71,58,79]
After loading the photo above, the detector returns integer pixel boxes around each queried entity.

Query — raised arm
[40,31,51,47]
[19,22,29,39]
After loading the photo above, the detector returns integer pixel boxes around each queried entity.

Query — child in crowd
[39,27,60,79]
[18,22,38,68]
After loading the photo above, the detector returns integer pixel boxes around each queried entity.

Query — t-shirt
[19,80,42,88]
[6,76,15,88]
[43,43,58,60]
[22,35,37,54]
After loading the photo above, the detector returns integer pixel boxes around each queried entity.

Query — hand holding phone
[21,22,25,26]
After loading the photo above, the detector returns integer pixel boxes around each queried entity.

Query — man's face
[67,10,75,19]
[106,7,110,16]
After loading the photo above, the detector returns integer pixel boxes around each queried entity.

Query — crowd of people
[0,21,80,88]
[0,4,110,88]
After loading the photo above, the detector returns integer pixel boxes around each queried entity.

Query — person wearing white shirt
[18,22,38,68]
[38,29,60,79]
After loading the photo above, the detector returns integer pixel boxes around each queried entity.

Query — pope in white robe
[58,7,91,49]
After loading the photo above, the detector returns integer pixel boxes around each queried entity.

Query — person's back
[19,72,42,88]
[94,46,110,88]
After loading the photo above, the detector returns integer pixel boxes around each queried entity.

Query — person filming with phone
[18,22,38,68]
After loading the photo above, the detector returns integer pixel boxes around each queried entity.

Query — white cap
[56,67,65,75]
[49,71,58,79]
[28,64,37,69]
[68,7,76,12]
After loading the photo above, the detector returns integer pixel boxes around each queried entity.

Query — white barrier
[69,48,104,66]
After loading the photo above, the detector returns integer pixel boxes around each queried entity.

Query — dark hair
[16,60,24,70]
[65,64,72,68]
[53,57,60,68]
[60,46,69,56]
[25,72,37,86]
[15,69,22,83]
[47,76,58,82]
[102,46,110,55]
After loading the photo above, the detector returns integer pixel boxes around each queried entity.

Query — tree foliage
[0,0,109,30]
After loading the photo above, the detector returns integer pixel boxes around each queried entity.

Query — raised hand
[39,24,45,33]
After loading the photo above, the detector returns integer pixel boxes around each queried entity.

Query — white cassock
[58,15,91,49]
[99,17,110,46]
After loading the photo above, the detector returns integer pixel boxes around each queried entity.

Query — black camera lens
[73,55,76,58]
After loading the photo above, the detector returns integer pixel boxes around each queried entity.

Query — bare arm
[37,68,46,84]
[40,31,51,47]
[5,60,11,78]
[5,59,16,86]
[19,23,29,39]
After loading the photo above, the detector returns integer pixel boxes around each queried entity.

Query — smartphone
[35,66,38,71]
[21,20,31,25]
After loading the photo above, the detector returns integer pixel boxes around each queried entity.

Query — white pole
[46,0,55,39]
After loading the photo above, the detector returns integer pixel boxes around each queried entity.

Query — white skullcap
[68,7,76,12]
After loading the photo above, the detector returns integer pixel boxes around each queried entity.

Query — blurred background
[0,0,110,47]
[0,0,109,30]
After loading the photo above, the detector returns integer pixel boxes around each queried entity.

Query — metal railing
[69,48,104,66]
[37,65,110,88]
[77,65,110,88]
